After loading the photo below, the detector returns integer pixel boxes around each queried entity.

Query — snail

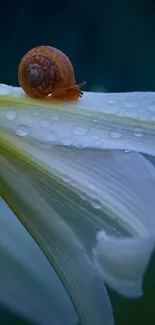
[17,45,86,100]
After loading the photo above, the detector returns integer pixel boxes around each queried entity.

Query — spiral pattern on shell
[25,63,45,87]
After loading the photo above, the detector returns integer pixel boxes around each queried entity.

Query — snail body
[18,46,86,100]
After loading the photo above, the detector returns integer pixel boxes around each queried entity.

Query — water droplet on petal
[124,111,138,118]
[30,109,41,117]
[85,112,91,117]
[46,131,57,142]
[102,106,118,114]
[101,98,119,114]
[16,124,29,137]
[62,175,70,183]
[80,193,87,200]
[106,99,118,105]
[124,102,137,108]
[110,131,122,139]
[50,113,60,121]
[76,141,86,148]
[6,109,17,120]
[91,198,102,210]
[73,124,88,136]
[124,149,131,153]
[88,182,96,190]
[90,135,99,140]
[41,120,51,128]
[96,141,102,147]
[133,127,143,137]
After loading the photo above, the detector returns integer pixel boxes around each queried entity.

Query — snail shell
[18,46,86,100]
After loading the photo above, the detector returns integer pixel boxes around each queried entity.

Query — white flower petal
[93,230,155,298]
[1,84,155,310]
[0,198,77,325]
[0,85,155,156]
[1,127,155,300]
[0,156,114,325]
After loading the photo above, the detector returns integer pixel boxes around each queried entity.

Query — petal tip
[92,230,155,298]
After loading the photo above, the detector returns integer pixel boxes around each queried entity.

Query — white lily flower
[0,83,155,324]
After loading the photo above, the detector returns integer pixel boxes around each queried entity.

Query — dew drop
[85,112,91,117]
[16,124,29,137]
[147,102,155,113]
[124,111,138,118]
[110,131,122,139]
[50,113,60,121]
[96,140,102,147]
[106,99,118,105]
[76,141,86,148]
[62,175,70,183]
[73,124,88,136]
[41,120,51,128]
[6,109,17,120]
[133,127,143,137]
[88,182,96,190]
[46,131,57,142]
[30,109,41,117]
[124,102,137,108]
[102,106,118,114]
[80,193,87,200]
[124,149,131,153]
[91,198,102,210]
[90,135,99,141]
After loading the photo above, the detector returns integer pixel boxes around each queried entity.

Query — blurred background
[1,0,155,93]
[1,0,155,324]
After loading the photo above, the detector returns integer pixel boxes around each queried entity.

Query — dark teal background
[1,0,155,92]
[1,1,155,324]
